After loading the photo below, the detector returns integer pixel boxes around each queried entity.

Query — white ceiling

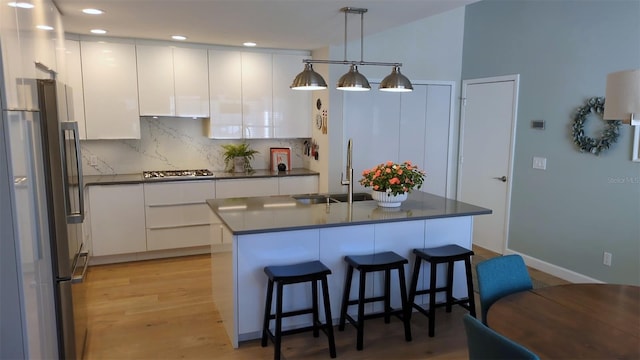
[54,0,478,51]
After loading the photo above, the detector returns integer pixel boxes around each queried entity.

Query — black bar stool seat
[338,251,412,351]
[262,260,336,359]
[407,244,477,337]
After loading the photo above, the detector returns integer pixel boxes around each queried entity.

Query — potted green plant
[221,143,259,173]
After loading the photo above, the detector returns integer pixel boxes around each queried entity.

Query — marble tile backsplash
[81,117,309,175]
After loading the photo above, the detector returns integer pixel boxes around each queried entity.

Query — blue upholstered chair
[475,254,533,324]
[463,314,539,360]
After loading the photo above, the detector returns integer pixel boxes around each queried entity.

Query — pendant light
[380,66,413,92]
[337,64,370,91]
[290,7,412,92]
[290,63,328,90]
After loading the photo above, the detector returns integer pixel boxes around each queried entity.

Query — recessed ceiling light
[171,35,187,41]
[82,8,104,15]
[243,42,257,47]
[8,2,34,8]
[90,29,107,34]
[36,25,54,31]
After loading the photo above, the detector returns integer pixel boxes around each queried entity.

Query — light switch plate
[532,156,547,170]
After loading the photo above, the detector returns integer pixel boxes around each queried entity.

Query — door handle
[493,176,507,182]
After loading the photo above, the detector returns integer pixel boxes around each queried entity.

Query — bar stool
[338,251,412,351]
[262,260,336,360]
[407,244,476,337]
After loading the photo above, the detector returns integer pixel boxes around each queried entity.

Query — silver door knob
[493,176,507,182]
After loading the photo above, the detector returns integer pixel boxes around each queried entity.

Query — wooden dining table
[487,283,640,359]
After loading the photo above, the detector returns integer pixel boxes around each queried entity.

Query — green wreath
[571,97,621,155]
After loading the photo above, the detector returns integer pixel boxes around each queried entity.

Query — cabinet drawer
[215,178,278,198]
[145,203,213,228]
[144,181,215,205]
[146,225,212,251]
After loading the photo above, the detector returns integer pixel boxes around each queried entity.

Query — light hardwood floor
[84,247,568,359]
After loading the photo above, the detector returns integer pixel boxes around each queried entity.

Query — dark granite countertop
[207,191,492,235]
[84,168,319,186]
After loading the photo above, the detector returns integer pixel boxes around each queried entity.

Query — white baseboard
[504,249,603,284]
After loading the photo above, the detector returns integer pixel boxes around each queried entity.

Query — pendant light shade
[380,66,413,92]
[337,64,371,91]
[290,63,328,90]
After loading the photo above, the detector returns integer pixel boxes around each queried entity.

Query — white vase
[371,191,407,208]
[233,157,246,173]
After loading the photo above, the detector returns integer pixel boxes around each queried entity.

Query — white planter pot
[371,191,407,208]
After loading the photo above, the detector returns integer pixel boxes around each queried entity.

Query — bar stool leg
[321,276,337,358]
[464,257,477,317]
[274,283,284,360]
[407,256,422,321]
[384,269,391,324]
[356,269,366,351]
[339,265,354,331]
[397,265,412,342]
[428,261,437,337]
[261,279,274,347]
[446,261,454,313]
[312,280,320,337]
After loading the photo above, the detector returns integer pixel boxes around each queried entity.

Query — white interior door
[457,75,519,254]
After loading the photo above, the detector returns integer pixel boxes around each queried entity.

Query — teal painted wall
[462,0,640,284]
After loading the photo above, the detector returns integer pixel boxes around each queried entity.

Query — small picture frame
[270,147,291,171]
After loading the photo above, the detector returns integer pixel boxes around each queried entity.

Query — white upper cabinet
[273,54,311,138]
[208,50,311,139]
[0,3,23,109]
[137,44,209,117]
[173,47,209,117]
[137,45,174,116]
[241,52,273,138]
[80,39,141,139]
[208,49,242,138]
[64,39,86,139]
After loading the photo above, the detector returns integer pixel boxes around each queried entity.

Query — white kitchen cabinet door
[31,0,58,76]
[278,175,319,195]
[273,54,311,138]
[241,52,273,138]
[88,184,146,256]
[208,50,243,138]
[0,3,24,110]
[80,39,141,139]
[215,178,279,198]
[136,44,174,116]
[173,46,209,117]
[344,88,400,193]
[64,40,87,139]
[345,83,454,197]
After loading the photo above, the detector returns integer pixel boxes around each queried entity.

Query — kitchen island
[207,191,491,347]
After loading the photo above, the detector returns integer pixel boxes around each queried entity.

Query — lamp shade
[380,66,413,92]
[603,68,640,125]
[337,64,371,91]
[290,63,328,90]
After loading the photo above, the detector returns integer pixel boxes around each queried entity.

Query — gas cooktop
[143,169,215,179]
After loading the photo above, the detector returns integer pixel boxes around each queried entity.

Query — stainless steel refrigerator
[1,79,88,359]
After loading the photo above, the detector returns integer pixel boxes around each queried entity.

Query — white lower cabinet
[215,178,279,198]
[144,181,216,251]
[278,175,318,195]
[88,184,146,256]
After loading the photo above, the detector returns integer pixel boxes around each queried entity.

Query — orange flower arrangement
[359,161,425,196]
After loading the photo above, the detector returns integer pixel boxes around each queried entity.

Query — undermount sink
[292,192,373,204]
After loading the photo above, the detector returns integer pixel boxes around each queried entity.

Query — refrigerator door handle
[60,121,84,223]
[71,250,89,284]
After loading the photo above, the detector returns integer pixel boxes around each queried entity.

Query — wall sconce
[603,69,640,126]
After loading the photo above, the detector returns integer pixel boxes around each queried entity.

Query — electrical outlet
[90,155,98,166]
[603,252,612,266]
